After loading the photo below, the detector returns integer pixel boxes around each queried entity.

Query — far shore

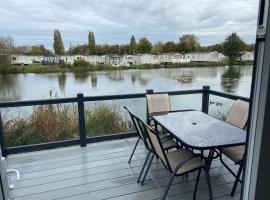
[0,61,253,74]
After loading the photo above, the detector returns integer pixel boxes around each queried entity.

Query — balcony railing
[0,86,249,156]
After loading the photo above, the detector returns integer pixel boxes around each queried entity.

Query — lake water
[0,65,253,119]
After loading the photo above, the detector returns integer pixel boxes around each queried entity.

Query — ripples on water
[0,65,252,120]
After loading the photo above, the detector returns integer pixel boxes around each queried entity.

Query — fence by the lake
[0,85,249,156]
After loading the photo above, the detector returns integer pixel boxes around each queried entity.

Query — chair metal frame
[219,150,243,196]
[124,106,178,184]
[218,99,249,196]
[124,106,150,164]
[137,118,213,200]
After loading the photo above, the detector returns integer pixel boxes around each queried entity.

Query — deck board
[7,138,241,200]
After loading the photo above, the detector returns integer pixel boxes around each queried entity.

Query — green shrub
[73,59,90,68]
[85,105,133,137]
[58,59,71,68]
[3,104,78,147]
[3,104,132,147]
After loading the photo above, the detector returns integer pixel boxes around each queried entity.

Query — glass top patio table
[151,110,246,150]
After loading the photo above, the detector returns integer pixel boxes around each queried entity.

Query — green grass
[12,64,65,73]
[1,60,253,74]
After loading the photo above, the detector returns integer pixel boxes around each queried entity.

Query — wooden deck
[7,138,241,200]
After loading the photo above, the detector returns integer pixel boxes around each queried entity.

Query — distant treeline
[0,31,255,57]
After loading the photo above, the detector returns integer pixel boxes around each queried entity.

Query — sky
[0,0,259,49]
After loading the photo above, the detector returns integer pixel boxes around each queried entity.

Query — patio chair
[146,93,171,134]
[219,99,249,196]
[137,118,212,200]
[124,107,178,178]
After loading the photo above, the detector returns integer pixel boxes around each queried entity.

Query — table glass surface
[151,110,246,150]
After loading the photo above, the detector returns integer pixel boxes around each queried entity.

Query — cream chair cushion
[226,100,249,129]
[146,94,171,114]
[222,145,245,163]
[167,149,204,175]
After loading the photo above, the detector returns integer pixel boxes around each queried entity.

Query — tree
[151,41,163,55]
[31,45,43,55]
[0,36,14,73]
[244,43,255,52]
[69,44,88,55]
[53,29,65,55]
[30,45,52,56]
[162,41,178,53]
[223,33,245,64]
[12,45,31,55]
[137,37,152,53]
[0,36,15,54]
[179,34,200,53]
[88,31,96,55]
[129,35,136,54]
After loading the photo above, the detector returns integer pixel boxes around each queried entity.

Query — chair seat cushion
[167,149,204,175]
[162,138,178,150]
[222,145,245,163]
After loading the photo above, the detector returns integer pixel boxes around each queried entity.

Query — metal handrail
[0,86,250,156]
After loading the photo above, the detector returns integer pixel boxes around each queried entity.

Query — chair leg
[137,151,151,183]
[141,154,155,185]
[193,168,201,200]
[162,172,177,200]
[128,137,140,164]
[204,168,213,200]
[220,154,240,180]
[231,164,243,197]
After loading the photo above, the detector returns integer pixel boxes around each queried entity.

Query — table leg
[204,149,214,200]
[206,149,214,169]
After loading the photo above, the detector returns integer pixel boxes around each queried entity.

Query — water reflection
[0,66,253,102]
[106,71,124,81]
[57,73,66,91]
[129,71,151,85]
[164,67,218,82]
[177,70,194,84]
[0,74,21,101]
[90,73,97,88]
[221,66,241,93]
[164,69,195,84]
[74,72,88,83]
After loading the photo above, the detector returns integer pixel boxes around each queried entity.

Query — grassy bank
[1,60,253,74]
[2,103,133,147]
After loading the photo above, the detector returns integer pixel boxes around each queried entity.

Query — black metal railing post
[202,85,210,114]
[0,112,6,157]
[77,93,87,147]
[146,89,154,124]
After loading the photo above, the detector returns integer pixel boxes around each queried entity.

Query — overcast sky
[0,0,259,49]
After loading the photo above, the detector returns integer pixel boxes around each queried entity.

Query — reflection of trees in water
[0,74,21,101]
[221,66,241,93]
[129,71,151,86]
[238,65,253,76]
[177,70,194,84]
[164,69,195,84]
[90,73,97,88]
[106,71,124,81]
[74,72,89,83]
[164,68,218,81]
[131,73,136,85]
[57,73,66,91]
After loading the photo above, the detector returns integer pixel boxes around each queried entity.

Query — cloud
[0,0,259,48]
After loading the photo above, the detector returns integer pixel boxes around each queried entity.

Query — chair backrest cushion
[146,94,171,114]
[226,100,249,129]
[144,124,169,168]
[124,106,151,150]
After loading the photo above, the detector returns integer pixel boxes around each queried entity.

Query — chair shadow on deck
[6,137,240,200]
